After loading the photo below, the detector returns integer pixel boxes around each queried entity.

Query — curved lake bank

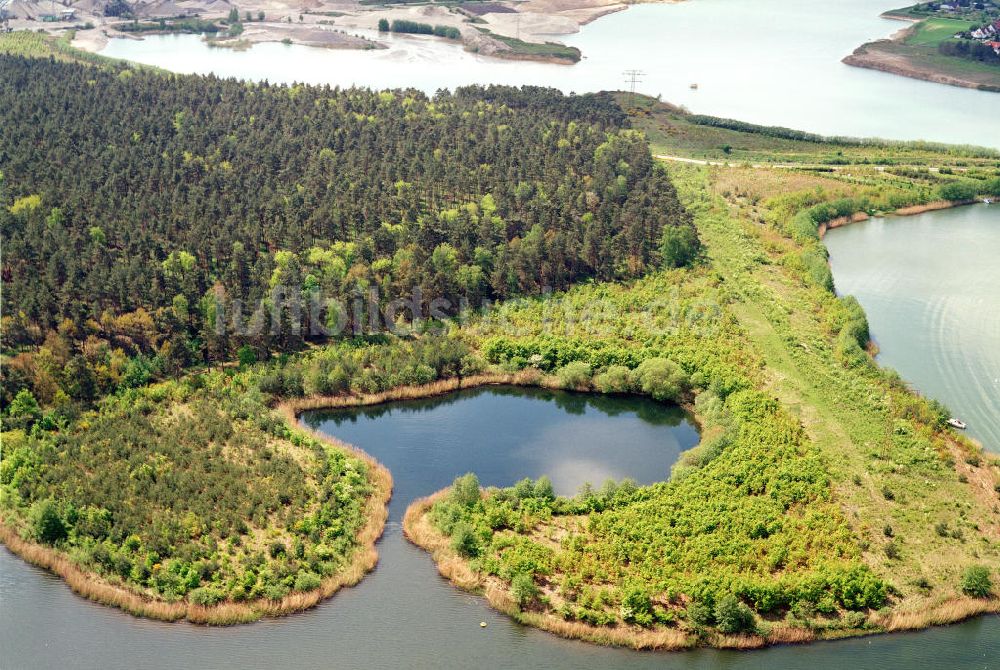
[825,204,1000,452]
[3,386,998,668]
[98,0,1000,147]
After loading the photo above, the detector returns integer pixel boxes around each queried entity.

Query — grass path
[671,163,999,605]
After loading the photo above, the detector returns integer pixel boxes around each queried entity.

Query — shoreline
[1,361,997,640]
[819,198,979,237]
[0,402,394,626]
[842,13,1000,93]
[403,486,1000,651]
[62,0,651,63]
[843,45,1000,93]
[0,372,541,625]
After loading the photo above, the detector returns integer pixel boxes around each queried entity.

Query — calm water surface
[2,386,998,668]
[11,15,1000,658]
[825,204,1000,452]
[100,0,1000,146]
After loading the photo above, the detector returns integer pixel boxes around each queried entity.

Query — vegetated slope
[0,56,694,404]
[410,164,1000,647]
[620,93,1000,166]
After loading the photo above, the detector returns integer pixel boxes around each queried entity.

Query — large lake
[2,386,999,668]
[825,204,1000,453]
[100,0,1000,147]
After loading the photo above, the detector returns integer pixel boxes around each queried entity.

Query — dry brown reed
[0,524,187,622]
[402,490,696,651]
[871,596,1000,632]
[402,489,1000,651]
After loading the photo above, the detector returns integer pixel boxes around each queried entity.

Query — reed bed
[892,199,975,217]
[0,524,187,622]
[402,489,697,651]
[871,596,1000,632]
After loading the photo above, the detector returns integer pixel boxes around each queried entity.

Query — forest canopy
[0,56,695,411]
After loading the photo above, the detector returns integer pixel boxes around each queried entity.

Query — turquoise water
[100,0,1000,146]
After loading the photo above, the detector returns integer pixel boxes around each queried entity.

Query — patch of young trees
[389,19,461,40]
[1,374,374,602]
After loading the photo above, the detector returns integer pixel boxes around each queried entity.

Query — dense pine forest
[0,56,694,410]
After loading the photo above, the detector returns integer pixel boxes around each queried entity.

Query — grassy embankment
[405,137,1000,648]
[620,92,1000,168]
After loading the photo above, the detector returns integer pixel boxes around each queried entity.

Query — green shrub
[188,586,224,606]
[592,365,633,394]
[450,522,481,558]
[936,180,978,201]
[619,586,653,625]
[960,565,992,598]
[556,361,592,389]
[660,225,699,268]
[7,389,41,426]
[984,177,1000,197]
[450,473,481,508]
[800,248,834,291]
[685,600,713,627]
[293,570,323,592]
[30,499,67,545]
[633,357,686,402]
[714,594,756,634]
[511,572,539,608]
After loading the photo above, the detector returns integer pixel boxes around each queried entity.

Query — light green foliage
[713,594,756,634]
[0,375,374,602]
[556,361,592,389]
[272,335,472,399]
[660,225,699,268]
[592,365,633,394]
[960,566,993,598]
[511,572,540,608]
[9,194,42,215]
[451,473,482,508]
[633,357,686,402]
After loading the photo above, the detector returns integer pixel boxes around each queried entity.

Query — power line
[623,69,645,109]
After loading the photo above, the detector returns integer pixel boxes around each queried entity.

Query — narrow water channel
[2,386,997,668]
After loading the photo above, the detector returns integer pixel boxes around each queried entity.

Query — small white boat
[983,198,992,204]
[947,418,967,430]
